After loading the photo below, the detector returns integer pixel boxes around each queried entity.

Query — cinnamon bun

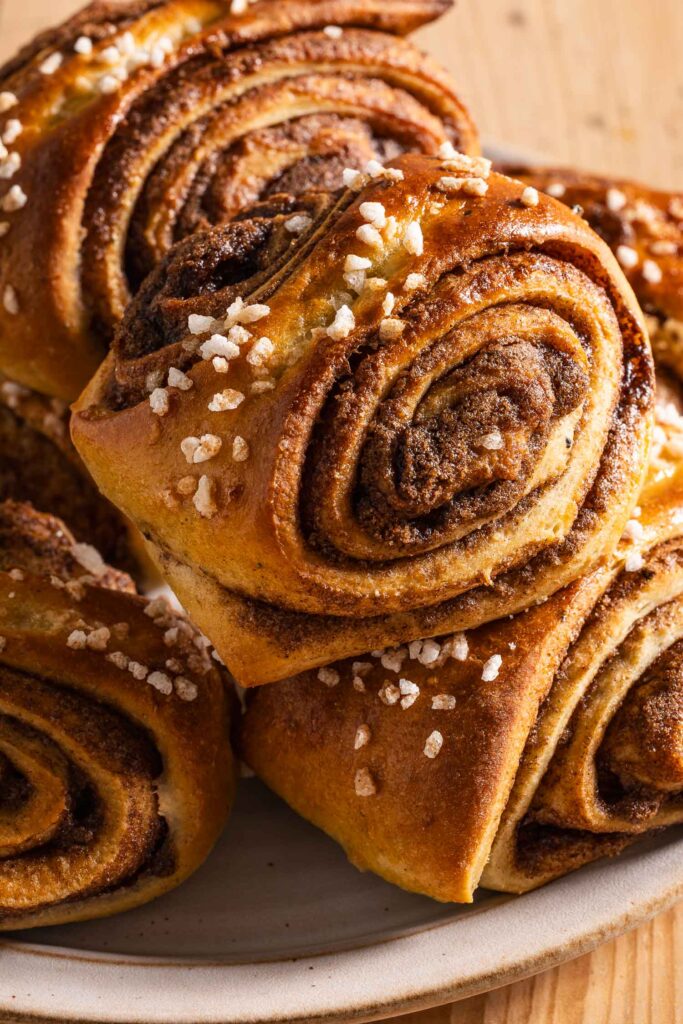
[0,0,474,399]
[72,154,654,685]
[0,500,235,928]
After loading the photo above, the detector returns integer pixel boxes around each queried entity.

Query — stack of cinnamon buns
[0,0,680,928]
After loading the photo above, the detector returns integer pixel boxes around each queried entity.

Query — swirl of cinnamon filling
[72,154,653,685]
[0,0,473,399]
[602,649,683,795]
[0,500,235,930]
[240,394,683,903]
[521,543,683,837]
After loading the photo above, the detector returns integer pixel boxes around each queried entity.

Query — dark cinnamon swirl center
[601,641,683,794]
[127,112,405,288]
[0,664,171,919]
[359,339,588,527]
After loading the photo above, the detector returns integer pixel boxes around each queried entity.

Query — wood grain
[0,1,681,1021]
[416,0,683,189]
[394,905,682,1023]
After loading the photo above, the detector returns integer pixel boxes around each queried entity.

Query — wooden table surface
[0,1,681,1021]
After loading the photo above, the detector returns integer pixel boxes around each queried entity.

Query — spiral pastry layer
[0,373,144,575]
[73,154,654,685]
[0,500,235,929]
[0,0,473,399]
[500,165,683,385]
[240,389,683,902]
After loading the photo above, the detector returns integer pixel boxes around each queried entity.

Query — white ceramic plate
[2,779,682,1024]
[3,145,682,1024]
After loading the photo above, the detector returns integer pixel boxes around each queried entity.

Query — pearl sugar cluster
[315,629,506,795]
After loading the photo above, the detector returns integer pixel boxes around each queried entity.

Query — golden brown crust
[0,0,471,400]
[240,571,609,902]
[73,154,653,685]
[0,500,235,930]
[240,393,683,902]
[498,165,683,381]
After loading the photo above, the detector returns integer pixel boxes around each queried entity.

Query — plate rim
[2,828,682,1024]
